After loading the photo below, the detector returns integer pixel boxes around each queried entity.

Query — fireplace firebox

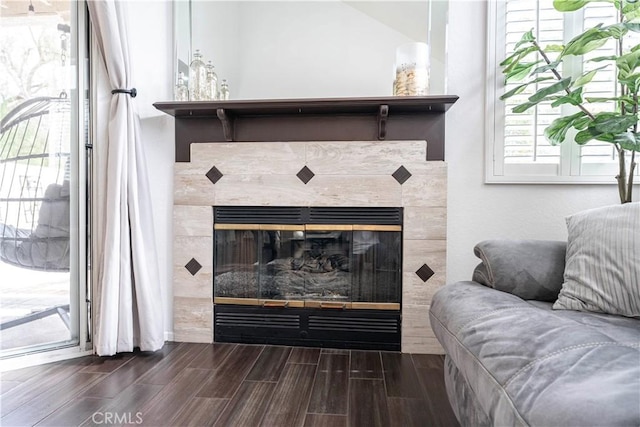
[213,206,402,350]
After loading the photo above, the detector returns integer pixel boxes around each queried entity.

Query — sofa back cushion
[472,239,567,302]
[553,202,640,318]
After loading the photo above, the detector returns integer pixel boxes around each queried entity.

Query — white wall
[235,1,411,99]
[128,1,622,339]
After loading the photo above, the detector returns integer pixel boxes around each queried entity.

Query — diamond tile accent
[392,166,412,185]
[415,263,435,282]
[185,258,202,276]
[296,166,315,184]
[205,166,223,185]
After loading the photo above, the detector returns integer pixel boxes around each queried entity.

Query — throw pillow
[553,202,640,317]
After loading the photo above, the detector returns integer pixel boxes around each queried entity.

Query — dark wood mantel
[153,96,458,162]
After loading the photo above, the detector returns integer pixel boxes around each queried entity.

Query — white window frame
[485,0,640,184]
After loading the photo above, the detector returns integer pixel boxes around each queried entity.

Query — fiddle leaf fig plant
[500,0,640,203]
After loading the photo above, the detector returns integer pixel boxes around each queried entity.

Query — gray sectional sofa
[430,205,640,427]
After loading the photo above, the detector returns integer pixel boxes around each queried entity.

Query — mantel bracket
[216,108,234,141]
[378,104,389,140]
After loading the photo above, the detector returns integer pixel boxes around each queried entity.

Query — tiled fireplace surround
[158,97,456,354]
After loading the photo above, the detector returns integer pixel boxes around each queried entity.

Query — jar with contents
[394,42,430,96]
[205,61,218,100]
[219,79,230,100]
[189,49,207,101]
[174,71,189,101]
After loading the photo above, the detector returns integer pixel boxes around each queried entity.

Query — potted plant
[500,0,640,203]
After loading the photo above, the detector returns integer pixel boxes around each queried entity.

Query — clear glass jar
[205,61,219,100]
[189,49,207,101]
[219,79,230,100]
[394,42,430,96]
[174,71,189,101]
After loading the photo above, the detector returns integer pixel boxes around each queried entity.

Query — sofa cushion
[472,239,566,302]
[553,202,640,318]
[430,281,640,427]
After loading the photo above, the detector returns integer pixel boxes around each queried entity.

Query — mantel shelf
[154,95,459,162]
[153,95,459,118]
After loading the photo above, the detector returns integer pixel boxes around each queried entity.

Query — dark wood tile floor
[0,342,460,427]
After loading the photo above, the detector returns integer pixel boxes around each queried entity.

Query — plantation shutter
[502,0,563,174]
[491,0,640,182]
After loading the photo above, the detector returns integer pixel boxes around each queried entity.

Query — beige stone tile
[175,161,208,176]
[402,336,444,354]
[305,175,402,206]
[305,140,426,175]
[404,206,447,240]
[173,329,213,344]
[214,175,311,206]
[173,297,212,343]
[399,160,447,176]
[190,142,306,174]
[174,174,216,206]
[173,269,213,299]
[174,205,213,237]
[403,239,447,276]
[401,164,447,207]
[173,236,213,269]
[402,304,433,338]
[402,272,444,306]
[401,304,443,354]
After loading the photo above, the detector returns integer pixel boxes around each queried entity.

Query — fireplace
[213,206,402,350]
[155,96,457,353]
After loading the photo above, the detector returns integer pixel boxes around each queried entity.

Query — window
[486,0,640,183]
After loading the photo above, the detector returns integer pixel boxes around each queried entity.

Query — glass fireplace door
[214,223,401,310]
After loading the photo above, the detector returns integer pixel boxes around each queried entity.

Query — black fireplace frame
[213,206,403,351]
[214,305,401,351]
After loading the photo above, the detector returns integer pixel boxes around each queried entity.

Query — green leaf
[562,25,612,57]
[505,61,542,82]
[592,113,638,134]
[543,44,565,53]
[624,22,640,33]
[528,77,572,103]
[500,46,538,67]
[603,23,628,40]
[588,55,617,62]
[544,111,588,145]
[532,61,561,74]
[574,66,607,87]
[623,1,640,20]
[585,95,633,103]
[575,128,599,144]
[553,0,593,12]
[573,115,593,130]
[550,87,584,107]
[500,77,554,100]
[616,49,640,79]
[618,72,640,92]
[500,84,528,100]
[614,131,640,151]
[512,102,538,113]
[514,29,536,49]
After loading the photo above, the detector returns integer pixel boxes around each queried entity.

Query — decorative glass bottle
[219,79,230,100]
[205,61,219,100]
[188,49,207,101]
[174,71,189,101]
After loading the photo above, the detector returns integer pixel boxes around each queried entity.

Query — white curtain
[87,0,164,356]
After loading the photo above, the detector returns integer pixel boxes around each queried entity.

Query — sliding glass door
[0,0,89,359]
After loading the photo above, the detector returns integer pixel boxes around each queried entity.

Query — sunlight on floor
[0,262,71,351]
